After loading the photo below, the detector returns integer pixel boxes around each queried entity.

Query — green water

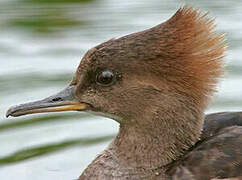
[1,0,242,179]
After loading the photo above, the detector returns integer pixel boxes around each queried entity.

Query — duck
[6,6,242,180]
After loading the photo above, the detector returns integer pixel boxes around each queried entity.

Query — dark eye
[96,70,115,86]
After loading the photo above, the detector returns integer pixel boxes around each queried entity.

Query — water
[0,0,242,179]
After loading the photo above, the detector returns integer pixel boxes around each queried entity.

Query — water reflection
[0,135,113,166]
[1,0,94,36]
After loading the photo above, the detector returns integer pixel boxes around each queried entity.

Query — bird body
[79,112,242,180]
[6,6,242,180]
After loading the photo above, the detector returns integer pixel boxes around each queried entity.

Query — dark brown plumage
[169,112,242,180]
[6,6,242,180]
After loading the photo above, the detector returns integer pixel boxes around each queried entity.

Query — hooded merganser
[6,6,242,180]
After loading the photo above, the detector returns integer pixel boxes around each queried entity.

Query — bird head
[7,7,225,127]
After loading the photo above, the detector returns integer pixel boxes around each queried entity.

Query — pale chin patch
[86,110,123,123]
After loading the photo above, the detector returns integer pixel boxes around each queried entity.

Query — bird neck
[109,103,204,170]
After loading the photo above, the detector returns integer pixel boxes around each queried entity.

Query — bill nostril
[52,97,62,102]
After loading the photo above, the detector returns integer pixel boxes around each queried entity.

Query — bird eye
[96,70,115,86]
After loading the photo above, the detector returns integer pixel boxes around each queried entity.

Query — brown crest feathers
[156,6,226,109]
